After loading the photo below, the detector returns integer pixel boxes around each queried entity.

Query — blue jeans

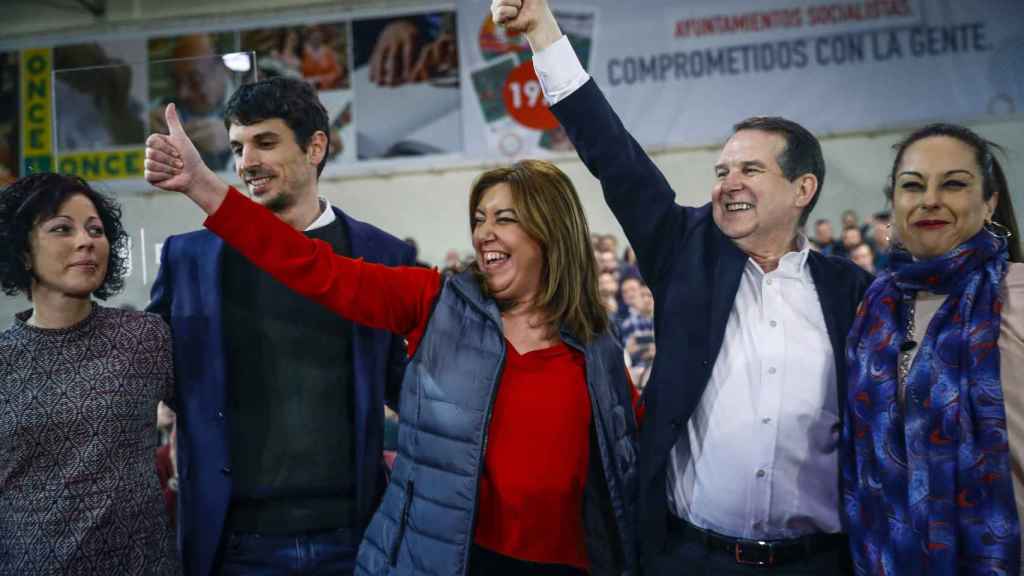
[218,528,358,575]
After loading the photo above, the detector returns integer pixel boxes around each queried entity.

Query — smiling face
[229,118,324,214]
[28,193,110,301]
[712,129,815,251]
[892,136,995,259]
[472,182,544,306]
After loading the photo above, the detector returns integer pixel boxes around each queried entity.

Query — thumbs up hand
[145,103,229,214]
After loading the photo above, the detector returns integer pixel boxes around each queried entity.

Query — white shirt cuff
[533,35,590,106]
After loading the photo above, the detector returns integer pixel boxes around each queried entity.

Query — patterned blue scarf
[843,230,1018,576]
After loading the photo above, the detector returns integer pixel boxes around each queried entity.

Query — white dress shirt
[533,36,841,540]
[306,197,337,231]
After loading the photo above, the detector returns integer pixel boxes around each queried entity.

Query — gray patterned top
[0,304,179,575]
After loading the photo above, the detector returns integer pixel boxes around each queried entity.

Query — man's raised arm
[493,0,686,288]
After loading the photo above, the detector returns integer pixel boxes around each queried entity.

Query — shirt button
[768,367,777,375]
[221,466,232,475]
[217,411,224,419]
[769,320,777,328]
[756,469,766,478]
[766,279,773,286]
[762,417,771,424]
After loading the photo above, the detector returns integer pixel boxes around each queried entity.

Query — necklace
[898,293,917,403]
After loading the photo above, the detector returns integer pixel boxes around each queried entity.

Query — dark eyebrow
[230,131,280,147]
[714,160,767,172]
[944,169,974,179]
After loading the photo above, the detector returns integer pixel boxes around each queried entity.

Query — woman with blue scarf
[844,123,1024,575]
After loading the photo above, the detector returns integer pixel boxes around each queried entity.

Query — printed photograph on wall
[148,32,242,172]
[352,11,461,159]
[52,40,148,155]
[242,23,350,90]
[241,22,357,165]
[468,7,595,155]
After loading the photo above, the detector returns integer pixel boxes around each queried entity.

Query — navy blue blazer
[148,205,414,576]
[551,80,873,569]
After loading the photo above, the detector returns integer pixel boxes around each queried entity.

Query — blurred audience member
[597,249,619,279]
[598,271,619,315]
[812,218,840,256]
[870,211,892,270]
[403,236,431,268]
[442,249,464,276]
[597,233,618,255]
[622,245,638,269]
[840,225,864,256]
[620,283,655,383]
[150,34,233,170]
[848,242,875,274]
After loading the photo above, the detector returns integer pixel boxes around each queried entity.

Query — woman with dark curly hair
[0,173,179,575]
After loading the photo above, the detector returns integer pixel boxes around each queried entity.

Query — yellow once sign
[58,149,145,180]
[21,48,52,159]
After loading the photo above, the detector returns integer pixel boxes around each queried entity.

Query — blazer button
[217,411,224,420]
[221,466,232,475]
[670,417,684,431]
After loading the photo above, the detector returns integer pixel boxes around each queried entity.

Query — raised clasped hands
[491,0,544,33]
[491,0,562,52]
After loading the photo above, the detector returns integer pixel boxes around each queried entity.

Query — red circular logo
[502,60,560,131]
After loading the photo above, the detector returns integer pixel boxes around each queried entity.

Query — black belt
[668,516,846,567]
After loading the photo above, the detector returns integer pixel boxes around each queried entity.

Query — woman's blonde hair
[468,160,608,343]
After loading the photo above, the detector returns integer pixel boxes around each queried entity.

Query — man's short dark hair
[733,116,825,227]
[224,77,330,177]
[0,173,128,299]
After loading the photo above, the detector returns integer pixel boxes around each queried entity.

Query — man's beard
[261,189,295,213]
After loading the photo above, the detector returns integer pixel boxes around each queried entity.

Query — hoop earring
[985,219,1013,240]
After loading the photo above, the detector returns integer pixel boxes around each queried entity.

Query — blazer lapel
[335,208,373,473]
[707,229,748,366]
[806,253,848,413]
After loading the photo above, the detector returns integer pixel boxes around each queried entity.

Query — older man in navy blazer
[494,2,872,574]
[147,77,413,575]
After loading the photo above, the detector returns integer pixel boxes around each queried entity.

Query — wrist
[526,9,562,53]
[187,169,230,215]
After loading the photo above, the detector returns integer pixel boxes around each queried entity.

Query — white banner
[457,0,1024,158]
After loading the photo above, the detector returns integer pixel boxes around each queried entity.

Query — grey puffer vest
[356,271,639,576]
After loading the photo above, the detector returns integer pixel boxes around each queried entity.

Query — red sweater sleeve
[204,187,441,355]
[626,369,645,425]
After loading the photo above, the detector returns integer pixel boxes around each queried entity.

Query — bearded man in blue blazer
[148,77,413,576]
[494,2,873,574]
